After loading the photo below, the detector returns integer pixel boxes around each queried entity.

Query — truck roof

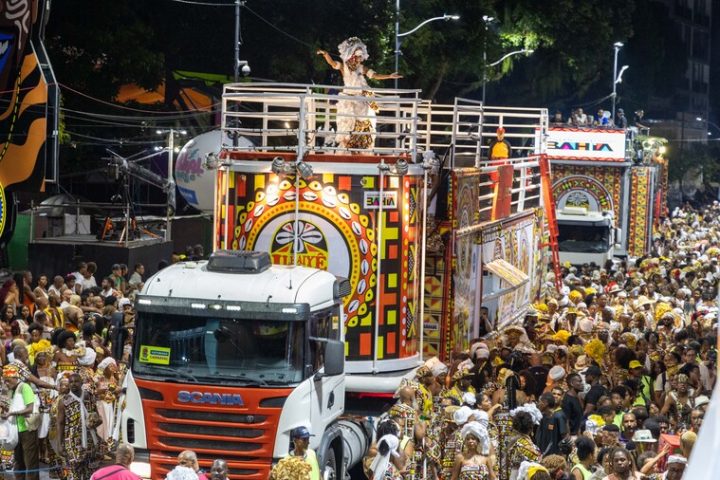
[142,260,339,309]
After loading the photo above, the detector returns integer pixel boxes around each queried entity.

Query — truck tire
[322,447,337,480]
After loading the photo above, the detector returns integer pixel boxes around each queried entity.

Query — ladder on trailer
[539,154,562,291]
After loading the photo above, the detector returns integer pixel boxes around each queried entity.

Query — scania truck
[124,249,370,480]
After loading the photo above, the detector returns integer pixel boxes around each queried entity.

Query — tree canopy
[45,0,713,181]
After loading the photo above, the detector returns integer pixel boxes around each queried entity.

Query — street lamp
[481,15,496,106]
[487,48,534,68]
[611,41,624,124]
[394,0,459,88]
[482,48,533,106]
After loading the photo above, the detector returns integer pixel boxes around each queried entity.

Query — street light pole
[394,7,460,89]
[612,41,623,124]
[234,0,241,82]
[482,47,533,106]
[481,16,493,106]
[395,0,400,89]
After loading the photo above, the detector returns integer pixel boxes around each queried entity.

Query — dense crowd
[0,258,149,480]
[0,196,718,480]
[350,202,718,480]
[0,244,206,480]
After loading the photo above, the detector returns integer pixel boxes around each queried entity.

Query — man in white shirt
[100,277,118,299]
[47,275,65,299]
[128,263,145,290]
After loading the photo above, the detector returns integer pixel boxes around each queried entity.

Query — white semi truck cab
[122,250,370,480]
[556,207,619,266]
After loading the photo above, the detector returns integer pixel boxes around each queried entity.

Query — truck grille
[149,407,275,456]
[156,408,265,424]
[157,422,263,438]
[136,380,292,480]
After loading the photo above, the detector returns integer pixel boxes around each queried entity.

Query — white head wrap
[460,421,490,455]
[471,409,489,426]
[457,358,474,372]
[667,455,687,465]
[453,406,473,425]
[369,434,400,479]
[425,357,448,377]
[549,365,566,381]
[470,342,488,360]
[475,348,490,360]
[97,356,116,372]
[76,347,97,366]
[510,403,543,425]
[338,37,369,62]
[462,392,476,406]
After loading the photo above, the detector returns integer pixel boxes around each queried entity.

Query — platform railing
[475,154,543,221]
[394,99,549,169]
[28,201,168,246]
[222,83,422,162]
[221,84,548,169]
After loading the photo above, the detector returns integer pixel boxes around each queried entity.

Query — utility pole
[481,16,495,106]
[156,128,184,242]
[612,42,623,123]
[166,129,175,242]
[234,0,241,82]
[394,0,400,90]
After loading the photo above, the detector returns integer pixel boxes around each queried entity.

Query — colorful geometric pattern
[551,165,623,221]
[627,167,653,257]
[479,211,537,329]
[423,255,446,359]
[215,170,421,363]
[449,170,482,356]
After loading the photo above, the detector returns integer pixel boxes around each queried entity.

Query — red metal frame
[220,150,411,164]
[538,154,562,291]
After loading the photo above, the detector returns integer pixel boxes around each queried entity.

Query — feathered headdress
[338,37,369,62]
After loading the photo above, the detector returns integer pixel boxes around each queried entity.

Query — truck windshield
[132,312,305,385]
[557,224,610,253]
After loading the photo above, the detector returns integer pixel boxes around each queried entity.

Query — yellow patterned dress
[507,434,541,480]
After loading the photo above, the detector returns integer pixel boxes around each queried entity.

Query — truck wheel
[322,447,337,480]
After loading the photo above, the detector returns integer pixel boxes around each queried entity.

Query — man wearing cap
[443,368,475,406]
[2,364,39,480]
[664,455,686,480]
[289,426,320,480]
[488,127,512,162]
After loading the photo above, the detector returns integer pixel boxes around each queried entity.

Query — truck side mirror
[323,340,345,376]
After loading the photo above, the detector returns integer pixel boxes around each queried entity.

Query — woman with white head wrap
[506,406,542,480]
[316,37,401,150]
[450,421,495,480]
[94,355,119,454]
[363,419,405,480]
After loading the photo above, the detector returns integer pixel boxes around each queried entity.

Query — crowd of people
[0,257,154,480]
[350,202,718,480]
[551,108,647,132]
[0,194,717,480]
